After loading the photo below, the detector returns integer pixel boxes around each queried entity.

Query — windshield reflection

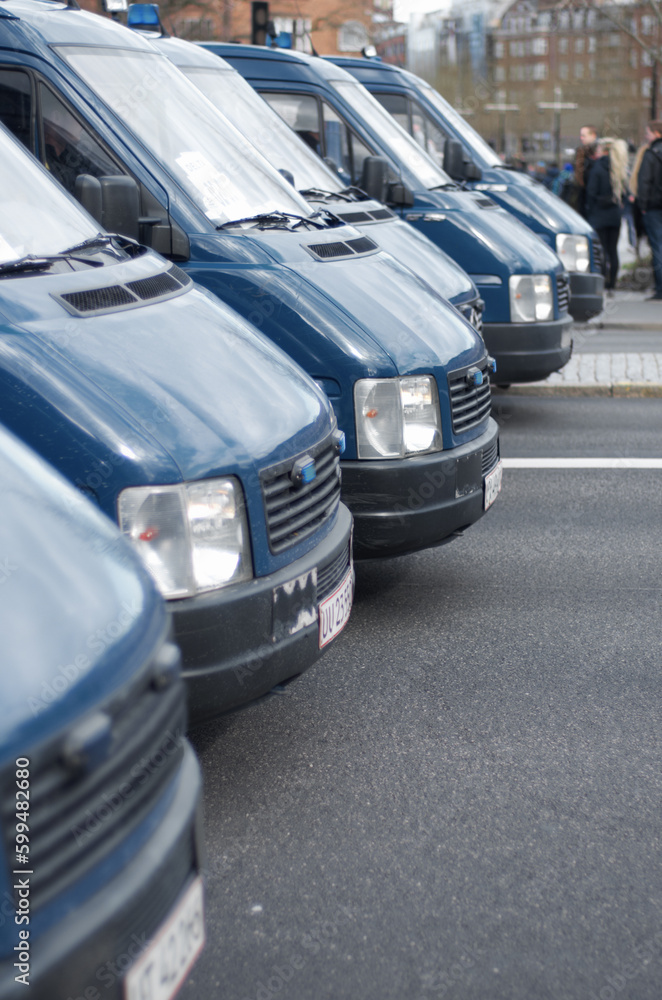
[57,47,313,226]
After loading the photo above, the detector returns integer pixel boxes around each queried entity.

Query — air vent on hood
[304,237,379,261]
[60,285,135,313]
[474,197,498,209]
[335,210,373,223]
[346,237,378,254]
[53,264,191,318]
[370,208,395,220]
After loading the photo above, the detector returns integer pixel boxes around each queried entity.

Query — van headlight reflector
[354,376,442,459]
[509,274,553,323]
[556,234,589,273]
[118,478,252,599]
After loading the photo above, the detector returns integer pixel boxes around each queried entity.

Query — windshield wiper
[0,255,54,276]
[430,182,460,191]
[217,210,331,232]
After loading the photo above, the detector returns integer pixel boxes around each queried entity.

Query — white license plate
[318,566,354,648]
[484,460,503,510]
[124,877,205,1000]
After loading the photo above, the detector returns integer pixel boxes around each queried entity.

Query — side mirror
[360,156,389,202]
[74,174,103,226]
[464,161,482,182]
[278,167,295,187]
[386,181,415,207]
[99,175,140,241]
[443,139,464,180]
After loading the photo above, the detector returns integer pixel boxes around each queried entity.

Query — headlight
[556,234,589,273]
[354,375,442,459]
[118,477,252,599]
[509,274,553,323]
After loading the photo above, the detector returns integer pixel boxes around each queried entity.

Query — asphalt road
[184,397,662,1000]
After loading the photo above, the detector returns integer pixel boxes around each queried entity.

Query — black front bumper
[173,504,353,722]
[1,744,202,1000]
[341,419,500,560]
[482,316,573,383]
[569,271,604,322]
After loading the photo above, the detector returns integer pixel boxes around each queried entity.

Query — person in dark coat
[638,121,662,299]
[585,139,627,292]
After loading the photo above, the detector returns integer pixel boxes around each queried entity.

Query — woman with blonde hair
[585,137,629,292]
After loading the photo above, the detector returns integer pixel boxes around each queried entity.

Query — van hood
[481,169,596,239]
[0,266,330,502]
[409,190,565,275]
[0,425,165,757]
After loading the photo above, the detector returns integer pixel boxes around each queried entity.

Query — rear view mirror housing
[386,181,415,207]
[100,175,140,241]
[464,161,482,182]
[360,156,389,202]
[443,139,464,180]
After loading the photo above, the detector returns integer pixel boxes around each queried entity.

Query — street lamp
[538,88,578,162]
[484,104,520,158]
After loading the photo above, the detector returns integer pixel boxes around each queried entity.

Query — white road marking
[502,458,662,469]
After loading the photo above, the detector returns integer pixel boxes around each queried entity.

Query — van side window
[321,102,372,186]
[374,92,409,132]
[263,92,322,156]
[411,101,448,168]
[39,85,120,195]
[0,69,33,150]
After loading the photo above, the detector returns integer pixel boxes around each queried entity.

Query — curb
[585,322,662,332]
[493,382,662,397]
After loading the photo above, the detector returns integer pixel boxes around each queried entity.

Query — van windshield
[0,127,98,264]
[417,80,503,169]
[331,80,451,191]
[57,47,313,225]
[181,66,343,195]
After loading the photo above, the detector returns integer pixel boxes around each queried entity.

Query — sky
[392,0,451,24]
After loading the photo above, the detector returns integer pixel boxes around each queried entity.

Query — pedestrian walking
[627,142,648,256]
[637,120,662,300]
[585,137,628,293]
[574,124,598,217]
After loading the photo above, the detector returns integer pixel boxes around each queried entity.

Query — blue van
[327,56,604,322]
[147,35,485,334]
[212,44,574,386]
[0,1,501,561]
[0,425,203,1000]
[0,118,353,721]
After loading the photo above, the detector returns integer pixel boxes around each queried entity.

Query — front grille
[481,437,499,476]
[370,208,395,220]
[306,241,353,259]
[1,671,187,914]
[557,274,570,315]
[260,433,341,554]
[346,236,377,254]
[126,272,181,300]
[60,285,135,312]
[448,360,492,436]
[317,542,351,602]
[460,300,483,335]
[592,239,604,273]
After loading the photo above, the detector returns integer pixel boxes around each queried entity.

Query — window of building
[642,78,652,98]
[559,62,569,79]
[587,37,596,53]
[532,37,548,55]
[494,41,504,58]
[643,50,653,67]
[608,33,620,47]
[575,37,584,53]
[538,12,551,29]
[495,65,506,82]
[558,11,569,29]
[533,63,547,80]
[573,11,583,30]
[559,37,568,54]
[630,48,638,68]
[642,15,654,34]
[574,62,584,79]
